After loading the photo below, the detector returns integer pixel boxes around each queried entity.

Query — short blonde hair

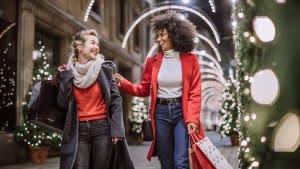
[71,29,98,62]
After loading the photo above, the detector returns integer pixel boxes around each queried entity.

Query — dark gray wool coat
[56,62,125,169]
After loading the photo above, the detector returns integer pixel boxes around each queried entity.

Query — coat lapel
[151,52,163,99]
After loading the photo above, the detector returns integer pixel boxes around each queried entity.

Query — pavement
[0,131,238,169]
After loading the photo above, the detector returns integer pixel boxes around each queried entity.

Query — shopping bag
[189,146,202,169]
[109,139,135,169]
[142,119,153,141]
[29,80,66,133]
[191,133,233,169]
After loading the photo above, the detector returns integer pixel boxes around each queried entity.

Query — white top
[157,49,182,98]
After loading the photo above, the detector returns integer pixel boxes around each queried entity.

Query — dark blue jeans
[75,119,112,169]
[155,102,189,169]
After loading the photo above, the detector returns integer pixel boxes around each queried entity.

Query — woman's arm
[56,69,73,110]
[115,57,153,97]
[186,56,202,128]
[109,73,125,138]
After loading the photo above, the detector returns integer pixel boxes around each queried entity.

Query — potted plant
[14,121,62,164]
[129,97,149,144]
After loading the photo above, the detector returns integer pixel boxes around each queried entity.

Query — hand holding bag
[190,133,233,169]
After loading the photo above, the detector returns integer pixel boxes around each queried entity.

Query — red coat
[119,52,204,161]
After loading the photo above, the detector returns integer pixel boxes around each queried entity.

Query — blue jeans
[155,102,189,169]
[75,119,112,169]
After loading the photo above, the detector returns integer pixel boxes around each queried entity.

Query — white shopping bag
[195,137,233,169]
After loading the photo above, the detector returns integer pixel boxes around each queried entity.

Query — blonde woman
[57,29,127,169]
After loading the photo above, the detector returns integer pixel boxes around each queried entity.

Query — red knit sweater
[73,82,107,121]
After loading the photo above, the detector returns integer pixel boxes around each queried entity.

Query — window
[117,0,126,37]
[0,19,17,131]
[133,9,140,51]
[34,29,60,73]
[90,0,101,23]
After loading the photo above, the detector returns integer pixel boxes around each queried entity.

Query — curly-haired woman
[115,11,207,169]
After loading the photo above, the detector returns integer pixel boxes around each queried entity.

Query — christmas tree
[15,40,61,149]
[0,42,15,110]
[218,79,239,139]
[232,0,300,168]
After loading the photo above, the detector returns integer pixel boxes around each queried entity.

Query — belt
[79,119,108,124]
[156,97,182,105]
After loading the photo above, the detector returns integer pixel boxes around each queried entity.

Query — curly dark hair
[151,10,197,52]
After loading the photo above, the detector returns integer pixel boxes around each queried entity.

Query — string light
[83,0,95,22]
[0,42,16,110]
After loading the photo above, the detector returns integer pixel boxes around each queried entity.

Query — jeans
[75,119,112,169]
[155,102,189,169]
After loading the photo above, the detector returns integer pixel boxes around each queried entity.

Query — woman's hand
[114,73,124,86]
[57,64,70,72]
[112,137,121,144]
[187,122,199,134]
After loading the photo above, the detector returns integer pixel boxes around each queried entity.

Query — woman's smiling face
[156,29,173,51]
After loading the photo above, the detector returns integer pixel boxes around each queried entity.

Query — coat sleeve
[56,70,73,110]
[185,56,201,127]
[109,71,126,138]
[119,57,153,97]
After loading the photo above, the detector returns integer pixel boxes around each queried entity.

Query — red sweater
[73,82,107,121]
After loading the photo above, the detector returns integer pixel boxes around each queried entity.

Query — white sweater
[157,49,182,98]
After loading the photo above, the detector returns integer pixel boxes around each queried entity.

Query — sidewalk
[0,131,238,169]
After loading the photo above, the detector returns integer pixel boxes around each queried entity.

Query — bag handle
[190,132,201,144]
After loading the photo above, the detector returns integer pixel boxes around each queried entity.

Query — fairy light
[209,0,216,13]
[83,0,95,22]
[275,0,286,4]
[260,136,267,143]
[0,43,16,110]
[238,12,244,18]
[249,36,256,43]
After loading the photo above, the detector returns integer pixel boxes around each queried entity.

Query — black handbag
[28,80,66,133]
[109,139,135,169]
[142,119,153,141]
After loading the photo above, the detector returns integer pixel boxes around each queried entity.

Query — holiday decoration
[129,97,148,135]
[0,42,16,110]
[15,40,61,149]
[232,0,300,168]
[272,113,300,152]
[218,79,239,139]
[250,69,279,105]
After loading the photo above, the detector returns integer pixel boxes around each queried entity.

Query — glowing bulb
[253,16,276,42]
[261,136,267,143]
[250,69,279,105]
[232,21,237,28]
[244,116,250,122]
[238,12,244,18]
[251,113,257,120]
[272,113,300,152]
[243,31,250,38]
[249,36,256,43]
[275,0,286,4]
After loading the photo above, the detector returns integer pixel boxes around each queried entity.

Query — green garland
[233,0,300,168]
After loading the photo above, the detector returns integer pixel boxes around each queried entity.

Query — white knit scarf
[67,54,105,89]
